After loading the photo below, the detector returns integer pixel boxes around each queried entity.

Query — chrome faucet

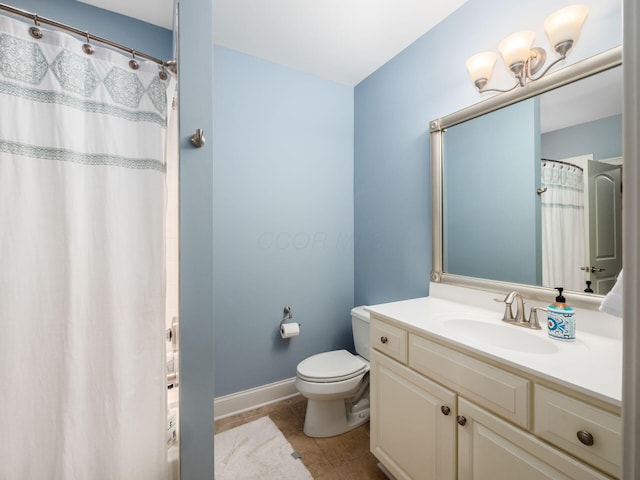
[495,291,543,330]
[501,291,525,323]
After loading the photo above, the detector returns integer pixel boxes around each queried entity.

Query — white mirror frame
[429,45,622,309]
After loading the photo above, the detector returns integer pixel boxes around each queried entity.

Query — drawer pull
[441,405,451,416]
[380,336,388,344]
[457,415,467,426]
[577,430,594,446]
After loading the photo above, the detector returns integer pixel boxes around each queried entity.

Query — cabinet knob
[456,415,467,426]
[441,405,451,416]
[577,430,594,446]
[380,336,388,344]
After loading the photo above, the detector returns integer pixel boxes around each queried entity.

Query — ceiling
[78,0,621,130]
[78,0,469,86]
[539,65,622,133]
[78,0,174,31]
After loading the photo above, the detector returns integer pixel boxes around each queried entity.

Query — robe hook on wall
[190,129,206,148]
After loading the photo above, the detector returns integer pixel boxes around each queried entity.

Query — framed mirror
[430,46,622,308]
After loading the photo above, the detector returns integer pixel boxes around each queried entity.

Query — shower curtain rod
[541,158,584,172]
[0,3,176,71]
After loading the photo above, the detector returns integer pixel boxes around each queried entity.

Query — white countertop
[365,283,623,408]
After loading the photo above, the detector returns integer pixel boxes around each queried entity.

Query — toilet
[295,306,371,438]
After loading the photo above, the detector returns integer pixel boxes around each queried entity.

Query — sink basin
[443,319,560,354]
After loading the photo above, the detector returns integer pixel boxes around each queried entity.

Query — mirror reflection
[443,65,622,296]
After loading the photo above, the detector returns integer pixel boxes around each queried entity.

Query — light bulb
[544,5,589,56]
[499,31,535,72]
[466,51,497,89]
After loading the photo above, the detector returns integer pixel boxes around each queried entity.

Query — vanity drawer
[370,317,408,364]
[409,334,530,428]
[534,385,621,478]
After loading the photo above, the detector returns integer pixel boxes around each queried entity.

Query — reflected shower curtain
[540,160,585,292]
[0,15,173,479]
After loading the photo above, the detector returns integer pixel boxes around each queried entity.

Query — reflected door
[586,159,622,294]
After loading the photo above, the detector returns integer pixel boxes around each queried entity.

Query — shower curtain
[540,160,585,292]
[0,15,173,480]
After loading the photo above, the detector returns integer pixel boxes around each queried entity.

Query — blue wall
[354,0,622,306]
[444,98,541,285]
[213,47,354,396]
[542,114,622,161]
[178,1,215,478]
[5,0,171,60]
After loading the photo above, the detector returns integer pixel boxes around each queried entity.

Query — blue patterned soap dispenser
[547,287,575,341]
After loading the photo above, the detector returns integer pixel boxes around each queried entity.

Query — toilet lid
[297,349,369,383]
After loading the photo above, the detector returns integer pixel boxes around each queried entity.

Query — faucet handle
[528,307,546,330]
[494,296,515,322]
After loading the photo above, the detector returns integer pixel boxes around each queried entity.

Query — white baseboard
[377,462,397,480]
[214,377,299,420]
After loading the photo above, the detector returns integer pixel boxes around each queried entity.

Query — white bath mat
[214,416,313,479]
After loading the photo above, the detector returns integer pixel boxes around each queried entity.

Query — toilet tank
[351,306,370,361]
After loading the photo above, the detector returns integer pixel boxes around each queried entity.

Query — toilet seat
[297,349,369,383]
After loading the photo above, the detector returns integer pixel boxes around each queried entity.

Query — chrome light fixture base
[509,61,526,79]
[474,78,488,91]
[554,40,574,57]
[528,47,547,75]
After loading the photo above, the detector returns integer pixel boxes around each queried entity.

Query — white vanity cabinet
[369,315,619,480]
[371,349,457,480]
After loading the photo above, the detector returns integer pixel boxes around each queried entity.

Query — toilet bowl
[295,307,370,438]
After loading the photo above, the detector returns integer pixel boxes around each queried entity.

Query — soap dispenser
[547,287,575,341]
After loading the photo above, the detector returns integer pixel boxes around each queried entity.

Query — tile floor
[214,395,389,479]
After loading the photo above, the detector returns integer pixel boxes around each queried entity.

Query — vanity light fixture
[466,5,589,93]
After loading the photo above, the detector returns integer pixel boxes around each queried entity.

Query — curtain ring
[129,49,140,70]
[29,14,43,39]
[158,66,168,80]
[82,32,94,55]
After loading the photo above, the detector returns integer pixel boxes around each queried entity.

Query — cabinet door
[370,350,456,480]
[457,399,613,480]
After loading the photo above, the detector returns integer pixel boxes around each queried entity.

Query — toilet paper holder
[281,306,292,325]
[280,306,301,339]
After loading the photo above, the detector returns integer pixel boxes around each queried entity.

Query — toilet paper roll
[280,322,300,339]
